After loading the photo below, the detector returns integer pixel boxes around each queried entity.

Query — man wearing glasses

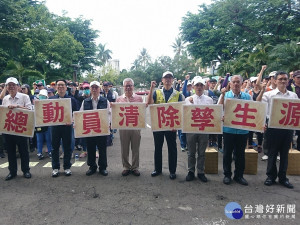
[116,78,143,177]
[257,71,298,189]
[50,79,78,177]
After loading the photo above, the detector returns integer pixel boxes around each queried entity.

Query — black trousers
[51,125,72,170]
[4,134,29,174]
[266,128,293,181]
[153,131,177,174]
[223,132,248,178]
[86,136,107,170]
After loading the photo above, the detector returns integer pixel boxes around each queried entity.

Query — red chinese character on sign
[42,102,64,123]
[4,110,28,133]
[231,103,257,127]
[119,105,139,127]
[279,102,300,126]
[157,106,180,128]
[191,107,215,130]
[82,112,101,134]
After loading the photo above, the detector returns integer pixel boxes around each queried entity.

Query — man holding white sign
[257,71,298,188]
[218,75,252,186]
[50,79,78,177]
[185,77,213,182]
[2,77,32,180]
[148,71,183,180]
[80,81,111,176]
[116,78,143,176]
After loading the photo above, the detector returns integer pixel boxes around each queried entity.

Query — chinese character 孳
[82,112,101,134]
[42,102,64,123]
[231,103,257,127]
[279,102,300,126]
[157,105,180,128]
[119,105,139,127]
[190,107,215,130]
[4,110,28,133]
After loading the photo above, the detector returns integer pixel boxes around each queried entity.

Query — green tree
[138,48,151,71]
[97,43,112,66]
[181,0,300,66]
[268,40,300,72]
[3,60,43,84]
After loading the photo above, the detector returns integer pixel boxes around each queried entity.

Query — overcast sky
[45,0,210,70]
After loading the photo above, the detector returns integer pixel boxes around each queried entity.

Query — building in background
[108,59,120,74]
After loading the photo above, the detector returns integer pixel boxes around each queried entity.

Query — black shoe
[0,152,5,158]
[122,170,131,176]
[23,172,31,179]
[86,169,96,176]
[223,176,231,185]
[151,171,161,177]
[169,173,176,180]
[233,176,248,186]
[99,169,108,176]
[198,173,208,182]
[264,177,276,186]
[186,171,195,181]
[5,173,16,181]
[279,179,293,189]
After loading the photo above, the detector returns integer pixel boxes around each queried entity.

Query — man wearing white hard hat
[80,80,111,176]
[147,71,183,180]
[185,77,213,182]
[2,77,32,180]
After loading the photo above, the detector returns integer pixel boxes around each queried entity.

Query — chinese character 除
[119,105,139,127]
[231,103,257,127]
[286,204,296,214]
[266,204,275,214]
[279,102,300,126]
[4,110,28,133]
[157,106,180,128]
[42,102,64,123]
[255,204,264,214]
[190,107,215,130]
[244,205,253,214]
[82,112,101,134]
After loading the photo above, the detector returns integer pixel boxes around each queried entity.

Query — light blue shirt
[223,90,252,134]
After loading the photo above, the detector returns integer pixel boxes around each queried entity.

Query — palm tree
[97,43,112,66]
[2,60,42,84]
[172,37,185,56]
[138,48,151,71]
[269,40,300,72]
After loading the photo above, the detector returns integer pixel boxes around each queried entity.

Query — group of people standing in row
[1,67,299,190]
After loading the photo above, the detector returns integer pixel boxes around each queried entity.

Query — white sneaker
[52,169,59,177]
[64,169,72,176]
[181,147,186,152]
[277,156,280,161]
[261,155,268,161]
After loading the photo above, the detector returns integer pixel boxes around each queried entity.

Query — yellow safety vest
[155,89,180,104]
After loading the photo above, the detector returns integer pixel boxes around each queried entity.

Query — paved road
[0,114,299,225]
